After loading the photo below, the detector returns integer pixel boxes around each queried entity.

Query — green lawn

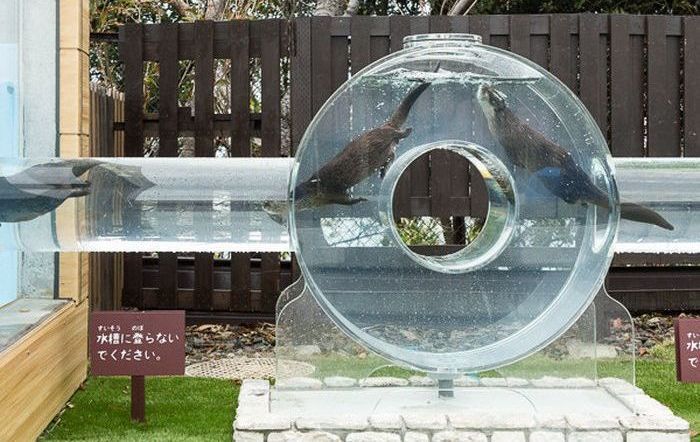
[40,377,238,442]
[40,353,700,441]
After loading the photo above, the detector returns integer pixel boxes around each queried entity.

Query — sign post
[90,311,185,422]
[674,317,700,383]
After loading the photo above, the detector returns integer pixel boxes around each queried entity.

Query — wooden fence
[114,14,700,319]
[89,85,125,311]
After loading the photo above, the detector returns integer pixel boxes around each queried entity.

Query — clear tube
[613,158,700,254]
[0,157,696,256]
[0,157,292,252]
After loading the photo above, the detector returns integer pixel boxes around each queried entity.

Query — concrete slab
[271,386,631,417]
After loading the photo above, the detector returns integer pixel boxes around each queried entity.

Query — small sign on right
[675,318,700,383]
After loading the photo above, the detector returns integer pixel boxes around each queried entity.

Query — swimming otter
[476,83,673,231]
[264,80,432,224]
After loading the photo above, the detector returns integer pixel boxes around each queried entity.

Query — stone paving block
[568,431,623,442]
[240,379,270,396]
[626,432,690,442]
[530,377,596,388]
[534,414,567,429]
[490,431,526,442]
[529,431,565,442]
[296,415,369,431]
[619,414,690,431]
[479,377,507,387]
[233,431,263,442]
[277,377,324,390]
[403,413,448,430]
[267,431,343,442]
[324,376,357,388]
[566,414,620,430]
[431,430,487,442]
[409,376,437,387]
[368,414,403,430]
[504,377,529,387]
[617,395,675,416]
[359,377,409,387]
[453,376,480,387]
[346,431,401,442]
[235,414,292,431]
[600,381,644,396]
[268,432,305,442]
[448,412,535,430]
[404,432,429,442]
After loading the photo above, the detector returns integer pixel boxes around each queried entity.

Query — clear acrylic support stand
[275,275,636,411]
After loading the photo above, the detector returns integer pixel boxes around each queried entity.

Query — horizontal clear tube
[0,157,697,255]
[614,158,700,254]
[0,158,293,252]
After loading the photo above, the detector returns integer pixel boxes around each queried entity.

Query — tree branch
[163,0,192,16]
[447,0,477,15]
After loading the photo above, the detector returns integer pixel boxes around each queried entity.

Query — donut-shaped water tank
[290,33,620,372]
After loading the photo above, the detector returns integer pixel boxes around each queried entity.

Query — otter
[476,83,674,231]
[263,80,433,224]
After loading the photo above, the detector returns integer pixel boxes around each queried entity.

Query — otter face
[476,84,507,115]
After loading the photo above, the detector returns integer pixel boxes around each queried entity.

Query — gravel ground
[184,314,695,364]
[185,323,275,365]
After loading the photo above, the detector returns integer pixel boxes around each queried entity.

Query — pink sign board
[675,317,700,383]
[90,311,185,376]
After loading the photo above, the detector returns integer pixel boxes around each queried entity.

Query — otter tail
[620,202,674,231]
[387,82,431,128]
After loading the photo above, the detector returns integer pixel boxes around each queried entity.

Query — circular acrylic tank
[290,34,619,372]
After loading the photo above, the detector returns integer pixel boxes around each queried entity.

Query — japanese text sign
[675,318,700,383]
[90,311,185,376]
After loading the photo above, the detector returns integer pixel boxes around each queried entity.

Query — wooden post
[131,375,146,423]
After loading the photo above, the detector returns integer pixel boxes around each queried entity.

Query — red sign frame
[90,311,185,376]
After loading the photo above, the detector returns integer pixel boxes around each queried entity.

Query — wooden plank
[578,14,607,133]
[610,15,644,156]
[260,20,281,156]
[158,252,178,308]
[140,20,289,60]
[389,15,410,53]
[230,20,250,157]
[469,15,491,45]
[122,23,144,157]
[402,16,430,216]
[428,16,456,217]
[647,15,681,157]
[122,253,144,309]
[509,15,531,58]
[231,253,252,311]
[312,17,333,113]
[549,14,578,92]
[193,21,215,312]
[261,253,280,312]
[684,16,700,157]
[156,25,180,301]
[331,35,349,90]
[351,16,372,74]
[0,302,87,442]
[158,23,178,157]
[194,21,214,157]
[229,20,252,312]
[194,252,214,311]
[291,17,312,152]
[489,15,509,49]
[390,15,411,217]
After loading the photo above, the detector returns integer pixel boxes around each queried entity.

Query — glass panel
[0,0,20,307]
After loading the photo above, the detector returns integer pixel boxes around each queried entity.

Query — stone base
[234,379,690,442]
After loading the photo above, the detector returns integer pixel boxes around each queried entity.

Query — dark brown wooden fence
[89,85,125,311]
[114,14,700,319]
